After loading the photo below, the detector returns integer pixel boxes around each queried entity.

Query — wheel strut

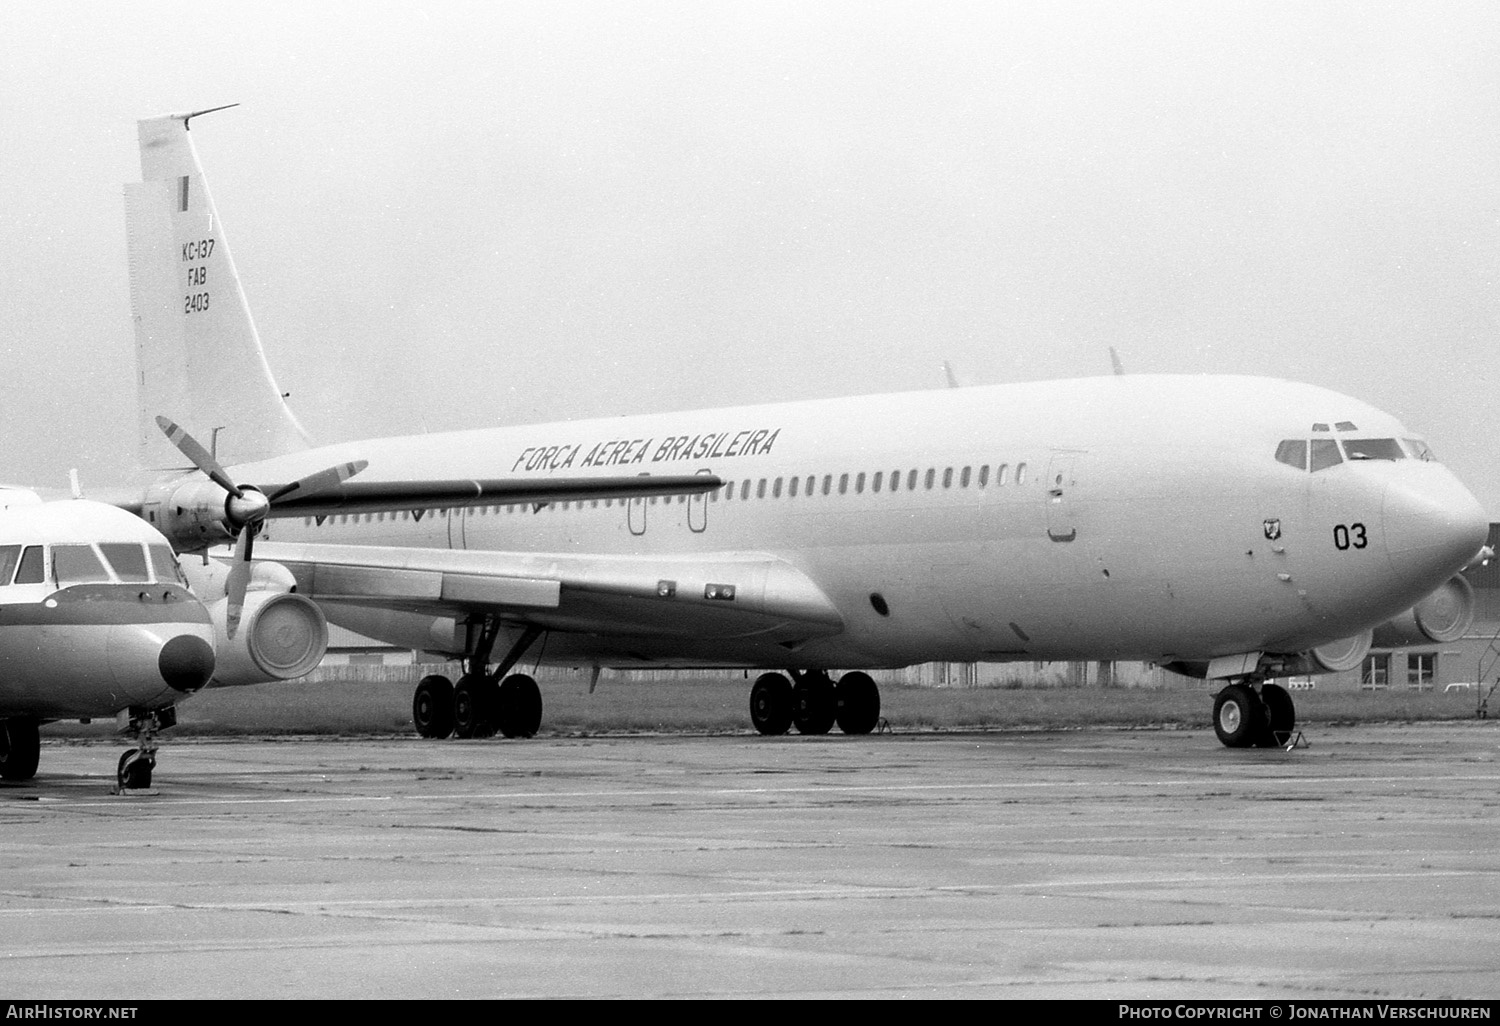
[116,707,174,793]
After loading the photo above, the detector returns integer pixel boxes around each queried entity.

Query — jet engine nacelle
[141,477,265,552]
[207,590,329,688]
[1370,574,1475,649]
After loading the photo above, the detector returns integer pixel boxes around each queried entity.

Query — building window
[1361,654,1389,690]
[1407,653,1436,691]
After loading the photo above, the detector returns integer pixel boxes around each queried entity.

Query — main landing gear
[412,622,544,741]
[1212,681,1296,749]
[115,707,176,792]
[750,670,881,736]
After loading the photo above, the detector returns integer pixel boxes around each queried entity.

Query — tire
[117,749,153,790]
[1213,683,1264,748]
[749,673,792,735]
[452,675,494,739]
[496,674,542,739]
[792,675,836,735]
[412,675,455,739]
[0,719,40,781]
[1255,683,1296,748]
[834,672,880,735]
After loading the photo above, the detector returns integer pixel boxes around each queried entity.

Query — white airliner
[0,493,216,788]
[123,108,1490,750]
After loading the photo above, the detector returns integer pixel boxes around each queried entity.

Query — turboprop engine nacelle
[141,477,269,551]
[180,557,330,688]
[207,589,329,688]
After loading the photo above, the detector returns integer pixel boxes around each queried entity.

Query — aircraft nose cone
[1383,470,1490,585]
[159,634,215,692]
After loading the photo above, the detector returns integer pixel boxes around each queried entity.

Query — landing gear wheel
[835,672,881,735]
[496,674,542,739]
[0,719,40,781]
[452,675,497,738]
[116,748,154,790]
[792,674,836,735]
[412,675,455,739]
[750,673,793,735]
[1213,683,1264,748]
[1255,683,1296,748]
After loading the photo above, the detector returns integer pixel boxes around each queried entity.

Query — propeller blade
[265,460,368,503]
[224,530,253,639]
[156,416,243,499]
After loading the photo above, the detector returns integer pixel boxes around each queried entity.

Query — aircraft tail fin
[125,107,310,471]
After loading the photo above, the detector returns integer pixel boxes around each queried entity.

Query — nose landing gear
[114,706,174,793]
[1212,681,1297,749]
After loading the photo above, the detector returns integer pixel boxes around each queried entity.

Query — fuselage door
[688,469,712,533]
[628,475,648,536]
[1046,453,1081,542]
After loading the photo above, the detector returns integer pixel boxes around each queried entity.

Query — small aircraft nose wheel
[117,748,155,791]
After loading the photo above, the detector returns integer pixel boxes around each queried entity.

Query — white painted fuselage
[234,374,1487,671]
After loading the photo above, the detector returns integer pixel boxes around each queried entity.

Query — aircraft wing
[249,541,845,646]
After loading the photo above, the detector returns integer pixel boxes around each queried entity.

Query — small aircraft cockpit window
[1403,438,1437,461]
[148,545,186,586]
[1309,438,1343,472]
[99,543,150,582]
[53,545,111,586]
[1335,421,1358,432]
[0,545,20,585]
[1343,438,1405,461]
[1274,440,1308,471]
[14,546,44,585]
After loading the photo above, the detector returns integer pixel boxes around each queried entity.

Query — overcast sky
[2,1,1498,511]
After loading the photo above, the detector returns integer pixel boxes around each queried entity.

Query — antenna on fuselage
[1109,347,1126,376]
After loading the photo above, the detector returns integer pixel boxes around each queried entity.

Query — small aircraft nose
[1383,469,1490,585]
[159,633,215,692]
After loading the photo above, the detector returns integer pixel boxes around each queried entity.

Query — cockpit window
[148,545,187,586]
[0,546,19,585]
[1343,438,1405,461]
[99,543,150,583]
[1274,440,1308,470]
[14,547,45,585]
[1403,438,1437,461]
[53,545,111,586]
[1309,438,1343,472]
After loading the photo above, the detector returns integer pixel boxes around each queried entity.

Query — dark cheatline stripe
[0,585,212,627]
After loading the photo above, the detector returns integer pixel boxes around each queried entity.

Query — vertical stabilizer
[126,108,310,470]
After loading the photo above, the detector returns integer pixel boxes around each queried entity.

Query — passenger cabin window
[14,546,44,585]
[53,545,111,586]
[0,545,19,584]
[99,543,150,582]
